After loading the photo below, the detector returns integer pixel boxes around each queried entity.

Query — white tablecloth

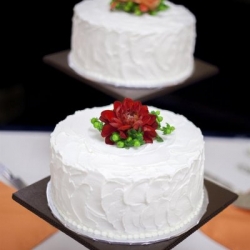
[1,130,249,250]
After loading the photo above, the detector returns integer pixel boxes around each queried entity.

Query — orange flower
[135,0,160,10]
[111,0,161,11]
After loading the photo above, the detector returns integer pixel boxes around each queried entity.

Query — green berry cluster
[151,110,175,142]
[91,118,103,131]
[111,129,145,148]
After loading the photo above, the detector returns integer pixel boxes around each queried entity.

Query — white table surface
[1,130,249,250]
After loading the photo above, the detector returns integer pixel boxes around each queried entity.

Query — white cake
[48,100,206,244]
[68,0,196,88]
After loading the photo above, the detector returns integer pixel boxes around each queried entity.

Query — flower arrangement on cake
[110,0,169,15]
[91,98,175,148]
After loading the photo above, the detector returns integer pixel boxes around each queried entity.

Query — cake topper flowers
[91,98,175,148]
[110,0,169,16]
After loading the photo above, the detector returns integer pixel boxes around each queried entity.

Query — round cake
[68,0,196,88]
[48,99,206,244]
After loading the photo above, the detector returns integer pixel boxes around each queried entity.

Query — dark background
[1,0,250,136]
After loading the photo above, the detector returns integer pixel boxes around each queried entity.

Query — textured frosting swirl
[51,105,203,177]
[49,105,205,242]
[69,0,196,88]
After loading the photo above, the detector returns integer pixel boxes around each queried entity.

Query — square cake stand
[12,177,238,250]
[43,50,219,102]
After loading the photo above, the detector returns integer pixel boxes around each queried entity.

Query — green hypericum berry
[151,110,160,116]
[137,133,143,140]
[159,5,167,11]
[91,118,103,131]
[157,116,163,123]
[127,1,133,8]
[94,121,100,129]
[126,136,132,142]
[134,6,142,15]
[117,141,125,148]
[91,117,97,124]
[133,140,141,147]
[111,132,120,142]
[149,10,157,16]
[162,123,175,135]
[124,4,131,12]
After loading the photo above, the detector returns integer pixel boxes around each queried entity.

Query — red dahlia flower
[99,98,158,145]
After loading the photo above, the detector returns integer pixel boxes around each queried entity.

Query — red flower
[99,98,158,145]
[139,0,160,10]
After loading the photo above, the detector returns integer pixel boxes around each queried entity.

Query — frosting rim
[47,181,208,244]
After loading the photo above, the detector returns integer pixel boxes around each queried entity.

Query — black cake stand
[42,50,219,102]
